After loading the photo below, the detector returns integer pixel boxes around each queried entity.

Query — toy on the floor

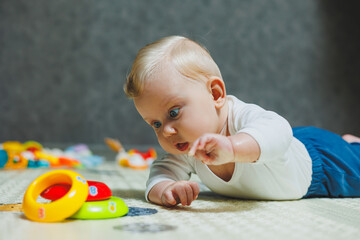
[105,138,156,170]
[41,180,112,201]
[70,196,128,220]
[22,169,128,222]
[0,141,103,170]
[22,169,89,222]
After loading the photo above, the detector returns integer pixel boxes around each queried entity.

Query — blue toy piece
[27,160,38,168]
[27,159,50,168]
[0,150,8,168]
[38,160,51,168]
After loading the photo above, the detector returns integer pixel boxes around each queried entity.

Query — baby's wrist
[227,133,260,163]
[227,136,237,163]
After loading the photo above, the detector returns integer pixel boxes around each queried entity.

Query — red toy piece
[132,148,157,160]
[41,181,112,201]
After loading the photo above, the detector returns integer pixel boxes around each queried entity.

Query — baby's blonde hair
[124,35,222,98]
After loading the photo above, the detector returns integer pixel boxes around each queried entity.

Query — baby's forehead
[146,69,205,89]
[137,79,192,104]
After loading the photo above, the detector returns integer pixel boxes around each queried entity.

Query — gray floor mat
[1,162,359,240]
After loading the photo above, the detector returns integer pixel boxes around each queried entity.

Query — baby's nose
[163,124,176,137]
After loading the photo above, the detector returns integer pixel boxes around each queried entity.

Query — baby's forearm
[228,133,260,163]
[147,180,175,205]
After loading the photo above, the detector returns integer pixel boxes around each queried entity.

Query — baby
[124,35,360,207]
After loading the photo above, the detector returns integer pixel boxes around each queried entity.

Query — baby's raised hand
[188,133,235,165]
[161,181,199,207]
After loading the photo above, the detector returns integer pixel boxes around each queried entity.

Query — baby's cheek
[183,124,209,142]
[157,137,175,154]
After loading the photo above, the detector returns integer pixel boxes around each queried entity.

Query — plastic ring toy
[41,181,112,201]
[23,141,43,152]
[22,170,89,222]
[5,152,28,169]
[70,196,128,219]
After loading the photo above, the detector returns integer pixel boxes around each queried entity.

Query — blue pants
[293,127,360,198]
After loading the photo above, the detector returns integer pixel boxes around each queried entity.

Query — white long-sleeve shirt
[146,95,312,200]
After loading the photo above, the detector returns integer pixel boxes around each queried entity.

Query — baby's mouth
[176,142,189,152]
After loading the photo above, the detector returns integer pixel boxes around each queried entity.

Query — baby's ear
[207,77,227,109]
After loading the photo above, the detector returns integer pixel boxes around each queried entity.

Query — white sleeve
[145,154,195,201]
[230,99,293,164]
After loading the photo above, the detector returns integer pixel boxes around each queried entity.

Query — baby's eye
[153,121,162,128]
[169,108,180,118]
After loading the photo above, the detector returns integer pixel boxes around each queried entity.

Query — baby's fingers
[184,184,195,205]
[162,190,178,206]
[175,185,191,206]
[190,182,200,199]
[188,135,212,156]
[194,150,211,163]
[176,184,196,206]
[188,139,201,156]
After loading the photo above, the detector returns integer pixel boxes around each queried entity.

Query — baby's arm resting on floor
[148,180,200,207]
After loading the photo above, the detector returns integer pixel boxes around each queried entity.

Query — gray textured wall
[1,0,359,147]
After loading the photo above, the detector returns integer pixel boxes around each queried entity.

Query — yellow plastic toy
[4,152,28,169]
[34,151,60,166]
[2,141,24,152]
[22,141,43,151]
[22,170,89,223]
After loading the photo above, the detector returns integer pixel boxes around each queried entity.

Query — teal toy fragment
[0,150,8,168]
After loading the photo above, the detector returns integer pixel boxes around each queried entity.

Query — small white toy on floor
[105,138,156,170]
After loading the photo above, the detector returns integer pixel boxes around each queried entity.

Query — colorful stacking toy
[0,141,103,170]
[23,170,128,222]
[22,170,89,222]
[70,196,128,220]
[41,181,112,201]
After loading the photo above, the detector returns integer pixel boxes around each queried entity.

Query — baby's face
[134,64,224,155]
